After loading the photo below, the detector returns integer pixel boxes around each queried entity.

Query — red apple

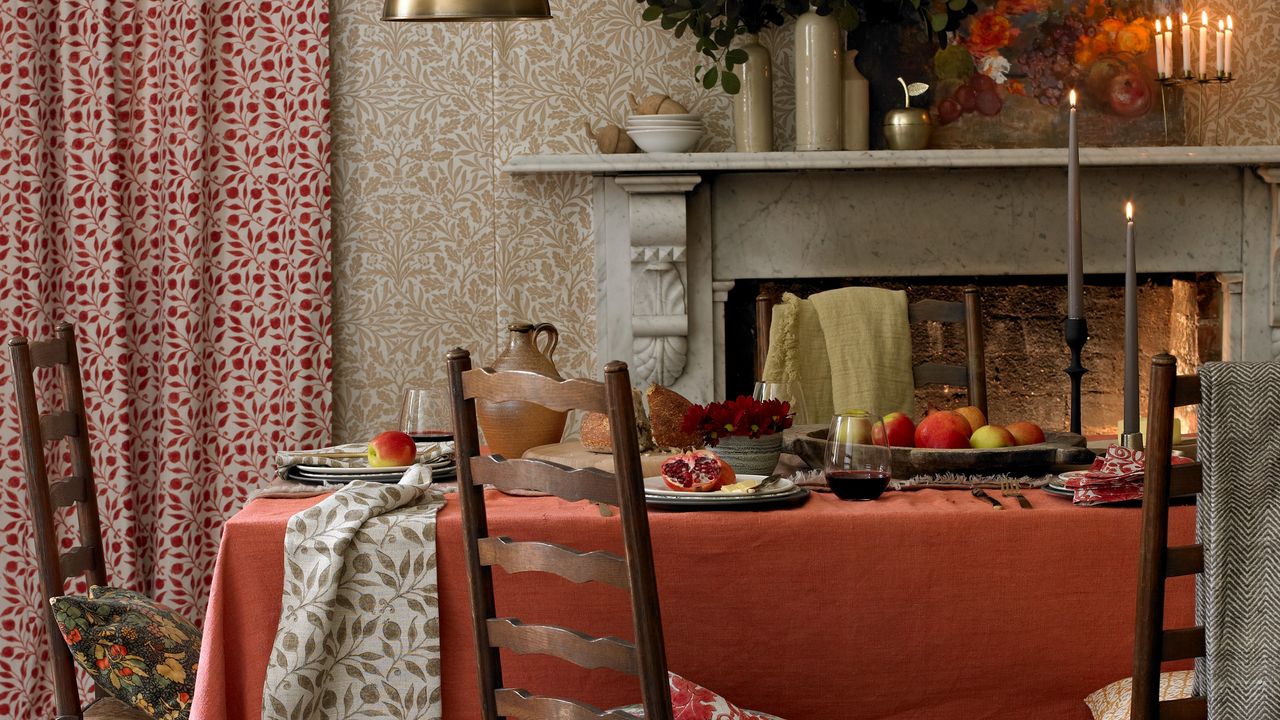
[914,411,972,449]
[873,412,916,448]
[368,431,416,467]
[1006,421,1046,446]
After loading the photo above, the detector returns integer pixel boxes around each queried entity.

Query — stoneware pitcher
[476,322,568,458]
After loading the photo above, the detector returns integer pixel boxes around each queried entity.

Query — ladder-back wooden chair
[754,285,988,417]
[446,349,673,720]
[1132,353,1206,720]
[9,323,148,720]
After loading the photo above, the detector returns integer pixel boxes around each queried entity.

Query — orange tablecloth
[191,489,1194,720]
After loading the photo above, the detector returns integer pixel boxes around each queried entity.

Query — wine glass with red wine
[825,411,892,501]
[399,388,454,443]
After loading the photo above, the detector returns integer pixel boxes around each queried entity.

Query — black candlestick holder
[1064,316,1088,436]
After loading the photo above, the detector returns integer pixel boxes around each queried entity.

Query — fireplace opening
[725,274,1220,437]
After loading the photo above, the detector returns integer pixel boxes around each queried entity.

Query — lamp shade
[381,0,552,21]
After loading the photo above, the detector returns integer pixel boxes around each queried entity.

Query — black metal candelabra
[1064,316,1088,436]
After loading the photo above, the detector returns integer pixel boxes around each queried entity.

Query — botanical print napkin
[262,466,446,720]
[1194,361,1280,718]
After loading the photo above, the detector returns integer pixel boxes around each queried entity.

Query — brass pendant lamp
[381,0,551,21]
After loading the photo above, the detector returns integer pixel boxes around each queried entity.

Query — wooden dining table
[191,487,1194,720]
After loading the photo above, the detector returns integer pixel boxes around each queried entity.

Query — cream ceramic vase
[842,49,870,151]
[795,5,843,151]
[475,322,568,458]
[733,34,774,153]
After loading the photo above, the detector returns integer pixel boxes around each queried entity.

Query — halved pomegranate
[660,450,735,492]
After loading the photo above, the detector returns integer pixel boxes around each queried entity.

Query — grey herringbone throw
[1196,361,1280,719]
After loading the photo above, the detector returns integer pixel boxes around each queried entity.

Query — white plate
[643,474,795,498]
[296,464,413,475]
[1057,470,1090,483]
[1044,483,1075,498]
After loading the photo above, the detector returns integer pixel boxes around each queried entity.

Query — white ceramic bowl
[627,117,703,126]
[628,113,701,123]
[626,127,703,153]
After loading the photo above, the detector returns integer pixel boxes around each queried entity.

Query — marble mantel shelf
[505,145,1280,175]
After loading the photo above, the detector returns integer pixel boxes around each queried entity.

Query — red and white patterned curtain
[0,0,331,714]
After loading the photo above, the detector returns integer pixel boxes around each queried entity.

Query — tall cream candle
[1181,13,1192,77]
[1165,17,1174,78]
[1225,16,1234,76]
[1216,19,1225,77]
[1199,11,1209,79]
[1155,19,1166,77]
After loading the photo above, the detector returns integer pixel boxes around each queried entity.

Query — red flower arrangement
[680,396,793,448]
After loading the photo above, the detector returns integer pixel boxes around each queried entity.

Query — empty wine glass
[399,388,453,442]
[753,381,809,425]
[825,411,892,501]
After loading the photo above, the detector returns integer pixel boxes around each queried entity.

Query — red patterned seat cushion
[612,672,785,719]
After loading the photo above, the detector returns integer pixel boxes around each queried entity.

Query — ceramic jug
[476,322,568,457]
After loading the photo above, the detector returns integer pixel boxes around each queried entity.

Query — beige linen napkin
[761,292,835,422]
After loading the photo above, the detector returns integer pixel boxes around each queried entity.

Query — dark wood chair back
[446,349,673,720]
[754,286,988,416]
[1132,353,1206,720]
[8,322,109,718]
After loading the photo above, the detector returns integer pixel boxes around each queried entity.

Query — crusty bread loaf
[646,384,703,450]
[580,389,655,454]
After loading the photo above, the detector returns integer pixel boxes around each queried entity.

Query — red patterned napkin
[1064,445,1193,506]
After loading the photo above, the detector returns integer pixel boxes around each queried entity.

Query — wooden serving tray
[786,425,1096,478]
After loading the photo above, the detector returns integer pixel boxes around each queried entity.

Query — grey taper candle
[1124,202,1139,434]
[1067,90,1084,318]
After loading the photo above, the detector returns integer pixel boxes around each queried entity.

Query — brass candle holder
[1155,74,1236,146]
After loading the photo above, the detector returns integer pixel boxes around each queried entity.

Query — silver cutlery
[971,487,1004,510]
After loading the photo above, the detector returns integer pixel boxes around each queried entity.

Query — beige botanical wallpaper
[330,0,1280,443]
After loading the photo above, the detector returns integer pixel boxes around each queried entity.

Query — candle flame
[1167,14,1173,27]
[1155,18,1162,32]
[1181,11,1188,24]
[1126,201,1134,220]
[1069,89,1077,108]
[1228,15,1233,30]
[1202,10,1208,26]
[1219,18,1225,30]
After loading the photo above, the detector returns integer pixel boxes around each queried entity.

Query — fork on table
[1000,480,1033,509]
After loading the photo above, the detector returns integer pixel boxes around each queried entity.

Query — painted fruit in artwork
[953,406,987,434]
[915,411,972,449]
[970,424,1016,449]
[1006,421,1047,446]
[660,450,735,492]
[873,412,916,447]
[1107,71,1153,118]
[368,431,416,467]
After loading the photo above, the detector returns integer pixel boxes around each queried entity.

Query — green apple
[969,424,1015,449]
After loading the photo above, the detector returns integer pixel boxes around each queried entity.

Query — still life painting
[857,0,1184,148]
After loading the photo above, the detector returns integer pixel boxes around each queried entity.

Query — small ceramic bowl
[627,127,702,153]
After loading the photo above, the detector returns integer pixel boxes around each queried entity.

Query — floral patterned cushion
[1085,670,1196,720]
[613,672,786,719]
[50,586,200,720]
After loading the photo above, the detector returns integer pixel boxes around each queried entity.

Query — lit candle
[1199,11,1209,79]
[1067,89,1083,319]
[1155,19,1166,78]
[1225,16,1234,77]
[1124,201,1139,436]
[1181,12,1192,77]
[1216,19,1225,77]
[1164,17,1175,78]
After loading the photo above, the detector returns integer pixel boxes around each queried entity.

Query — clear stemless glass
[753,380,809,425]
[399,388,453,442]
[825,411,892,501]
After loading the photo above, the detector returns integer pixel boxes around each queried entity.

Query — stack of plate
[626,114,703,153]
[642,474,808,510]
[286,453,456,485]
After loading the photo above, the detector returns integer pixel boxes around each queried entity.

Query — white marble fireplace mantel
[504,147,1280,402]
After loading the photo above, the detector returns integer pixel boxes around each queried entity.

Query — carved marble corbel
[1254,168,1280,330]
[614,175,702,388]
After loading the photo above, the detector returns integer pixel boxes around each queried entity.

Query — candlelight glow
[1167,14,1173,26]
[1069,89,1077,108]
[1182,11,1188,24]
[1228,15,1233,30]
[1156,18,1162,33]
[1219,18,1225,31]
[1202,10,1208,26]
[1126,201,1134,221]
